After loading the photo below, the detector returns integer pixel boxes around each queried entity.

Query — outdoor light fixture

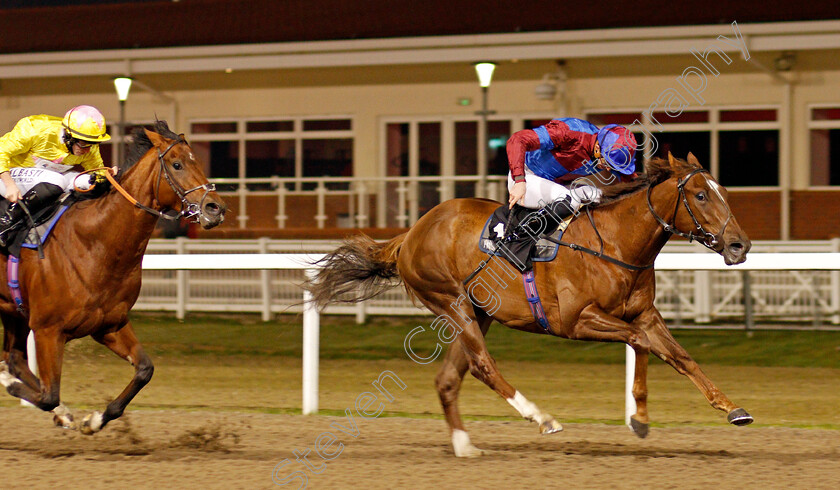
[113,76,133,167]
[114,77,133,101]
[474,62,496,88]
[473,62,497,196]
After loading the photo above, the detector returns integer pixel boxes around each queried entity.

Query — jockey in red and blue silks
[506,118,637,211]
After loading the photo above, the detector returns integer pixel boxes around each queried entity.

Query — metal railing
[137,237,840,325]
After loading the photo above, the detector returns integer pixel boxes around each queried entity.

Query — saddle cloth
[478,204,572,262]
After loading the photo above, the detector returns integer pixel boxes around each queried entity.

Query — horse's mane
[593,157,699,208]
[120,120,180,179]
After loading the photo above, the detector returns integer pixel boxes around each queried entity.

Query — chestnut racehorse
[0,121,225,434]
[307,153,753,457]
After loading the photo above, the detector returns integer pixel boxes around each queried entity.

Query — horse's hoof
[454,445,486,458]
[727,408,754,426]
[80,411,104,436]
[629,417,649,438]
[452,429,486,458]
[539,419,563,435]
[53,404,76,430]
[53,413,77,430]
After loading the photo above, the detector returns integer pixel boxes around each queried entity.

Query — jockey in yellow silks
[0,105,112,246]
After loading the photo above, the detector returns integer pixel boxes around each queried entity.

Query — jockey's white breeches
[0,167,91,195]
[507,166,601,210]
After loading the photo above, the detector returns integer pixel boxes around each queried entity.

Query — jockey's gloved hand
[570,185,602,206]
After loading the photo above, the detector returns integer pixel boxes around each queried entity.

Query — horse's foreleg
[435,315,491,457]
[570,304,653,437]
[640,309,753,426]
[83,322,153,435]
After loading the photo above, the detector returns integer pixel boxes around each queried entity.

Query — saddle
[478,204,573,271]
[0,187,105,258]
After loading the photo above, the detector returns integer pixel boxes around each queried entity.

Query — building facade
[1,3,840,239]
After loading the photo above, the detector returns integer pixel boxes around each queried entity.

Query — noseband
[646,168,731,251]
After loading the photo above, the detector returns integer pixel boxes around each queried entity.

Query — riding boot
[507,196,575,242]
[498,197,576,273]
[0,202,25,247]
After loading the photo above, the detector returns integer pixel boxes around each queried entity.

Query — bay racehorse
[307,153,753,457]
[0,121,225,434]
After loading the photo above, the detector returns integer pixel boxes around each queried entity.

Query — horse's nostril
[729,242,744,253]
[204,202,221,217]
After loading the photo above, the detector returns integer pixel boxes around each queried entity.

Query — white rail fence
[138,238,840,325]
[29,250,840,419]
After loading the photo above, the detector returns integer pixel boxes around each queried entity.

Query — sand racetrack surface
[1,407,838,489]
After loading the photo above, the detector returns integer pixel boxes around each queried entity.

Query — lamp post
[113,77,133,167]
[474,62,496,197]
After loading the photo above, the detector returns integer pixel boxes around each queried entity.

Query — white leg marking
[452,429,484,458]
[81,411,104,435]
[88,411,104,431]
[0,370,22,388]
[507,391,563,433]
[506,391,548,424]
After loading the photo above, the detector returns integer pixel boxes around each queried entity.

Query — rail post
[259,237,272,322]
[742,270,753,335]
[302,268,320,415]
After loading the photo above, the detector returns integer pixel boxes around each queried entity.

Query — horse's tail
[305,232,407,309]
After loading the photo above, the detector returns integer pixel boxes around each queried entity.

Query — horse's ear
[686,152,701,168]
[144,128,164,148]
[667,151,678,170]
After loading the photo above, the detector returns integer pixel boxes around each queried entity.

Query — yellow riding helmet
[62,105,111,143]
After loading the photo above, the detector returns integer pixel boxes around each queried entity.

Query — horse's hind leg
[1,315,40,391]
[420,290,562,446]
[435,314,492,457]
[0,327,65,414]
[639,309,752,425]
[0,319,76,428]
[82,322,153,435]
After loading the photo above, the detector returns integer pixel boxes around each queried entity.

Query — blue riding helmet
[596,124,637,175]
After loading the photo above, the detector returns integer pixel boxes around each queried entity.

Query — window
[455,121,478,198]
[189,117,353,191]
[809,107,840,186]
[380,115,554,225]
[586,107,779,187]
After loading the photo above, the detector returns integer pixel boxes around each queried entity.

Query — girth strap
[523,270,552,334]
[6,255,26,316]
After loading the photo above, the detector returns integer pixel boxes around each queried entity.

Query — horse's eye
[172,161,183,170]
[696,191,706,202]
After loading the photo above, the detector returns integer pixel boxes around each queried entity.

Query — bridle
[153,136,216,222]
[97,136,216,222]
[646,167,732,251]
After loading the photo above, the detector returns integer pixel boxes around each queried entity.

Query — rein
[76,137,215,222]
[542,207,654,271]
[542,167,727,271]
